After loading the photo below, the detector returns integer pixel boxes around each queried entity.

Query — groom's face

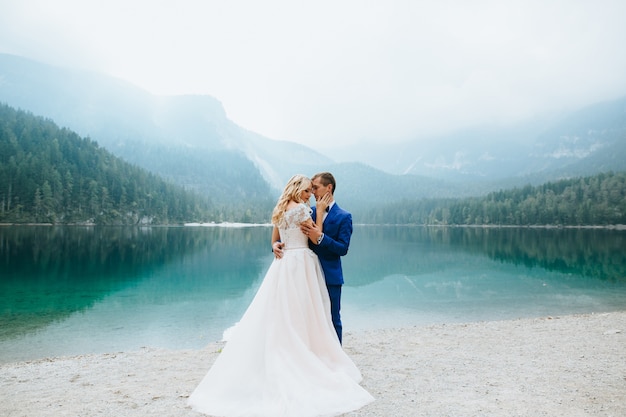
[312,178,331,202]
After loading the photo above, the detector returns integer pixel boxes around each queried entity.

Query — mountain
[525,97,626,176]
[0,53,330,198]
[333,98,626,186]
[0,103,216,224]
[1,52,625,217]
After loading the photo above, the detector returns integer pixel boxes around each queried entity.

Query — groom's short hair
[312,172,336,194]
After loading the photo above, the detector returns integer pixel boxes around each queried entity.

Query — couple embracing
[188,172,374,417]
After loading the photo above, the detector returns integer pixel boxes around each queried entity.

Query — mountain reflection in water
[1,225,625,362]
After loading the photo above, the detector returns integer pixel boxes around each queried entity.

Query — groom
[301,172,352,344]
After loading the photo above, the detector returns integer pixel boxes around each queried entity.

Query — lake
[1,225,625,363]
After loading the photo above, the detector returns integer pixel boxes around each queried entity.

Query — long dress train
[188,203,374,417]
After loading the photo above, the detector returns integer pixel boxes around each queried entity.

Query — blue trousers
[327,284,342,344]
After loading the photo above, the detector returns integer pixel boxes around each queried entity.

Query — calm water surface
[1,225,625,362]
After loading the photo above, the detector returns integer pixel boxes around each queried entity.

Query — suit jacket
[311,203,353,286]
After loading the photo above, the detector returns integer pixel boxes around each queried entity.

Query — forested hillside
[2,54,625,211]
[364,171,626,226]
[0,53,330,196]
[0,104,265,224]
[2,101,625,227]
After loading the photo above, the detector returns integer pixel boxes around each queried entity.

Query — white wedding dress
[188,203,374,417]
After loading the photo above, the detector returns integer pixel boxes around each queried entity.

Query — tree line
[0,104,221,225]
[362,171,626,226]
[2,103,625,226]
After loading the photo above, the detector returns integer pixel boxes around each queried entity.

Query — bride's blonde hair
[271,174,311,226]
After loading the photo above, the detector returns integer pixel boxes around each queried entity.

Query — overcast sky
[1,0,626,150]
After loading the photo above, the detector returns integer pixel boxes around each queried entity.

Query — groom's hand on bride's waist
[272,241,285,259]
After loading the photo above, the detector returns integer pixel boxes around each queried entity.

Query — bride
[187,174,374,417]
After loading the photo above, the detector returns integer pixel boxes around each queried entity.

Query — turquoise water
[1,225,625,362]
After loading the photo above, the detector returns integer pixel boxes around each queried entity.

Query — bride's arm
[301,218,318,231]
[315,211,324,232]
[314,192,332,232]
[301,214,323,245]
[299,202,326,244]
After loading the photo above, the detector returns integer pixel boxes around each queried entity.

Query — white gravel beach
[1,311,625,417]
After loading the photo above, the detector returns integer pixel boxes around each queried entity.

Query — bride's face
[300,184,312,203]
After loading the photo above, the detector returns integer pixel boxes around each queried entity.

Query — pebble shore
[1,312,624,417]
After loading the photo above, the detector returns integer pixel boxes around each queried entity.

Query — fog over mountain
[3,1,626,152]
[334,98,626,182]
[1,53,625,212]
[0,54,338,203]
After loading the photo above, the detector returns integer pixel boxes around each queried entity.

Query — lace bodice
[277,203,312,250]
[280,203,312,229]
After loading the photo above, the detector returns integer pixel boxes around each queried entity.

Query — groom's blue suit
[311,202,353,343]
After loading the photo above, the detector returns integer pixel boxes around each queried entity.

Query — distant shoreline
[2,222,625,230]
